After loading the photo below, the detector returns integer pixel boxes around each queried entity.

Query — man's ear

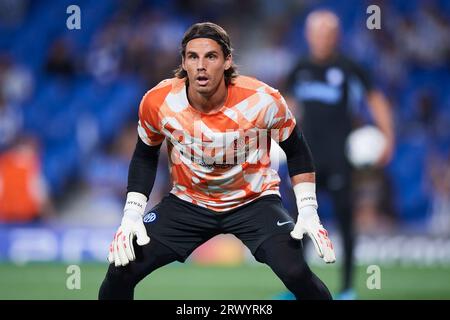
[224,54,232,71]
[181,57,186,71]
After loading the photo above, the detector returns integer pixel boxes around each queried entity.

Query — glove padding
[290,206,336,263]
[108,210,150,267]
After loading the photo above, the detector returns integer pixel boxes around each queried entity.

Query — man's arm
[127,136,162,197]
[291,171,315,185]
[366,90,395,166]
[108,137,162,267]
[345,57,395,166]
[278,126,335,263]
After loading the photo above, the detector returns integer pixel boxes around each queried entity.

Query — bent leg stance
[225,195,332,300]
[99,194,219,300]
[99,238,179,300]
[255,233,332,300]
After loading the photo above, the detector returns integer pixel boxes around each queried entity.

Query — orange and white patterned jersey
[138,75,296,212]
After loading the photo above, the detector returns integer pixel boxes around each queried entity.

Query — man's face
[182,38,232,96]
[306,13,339,61]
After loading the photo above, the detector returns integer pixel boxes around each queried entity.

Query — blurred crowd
[0,0,449,235]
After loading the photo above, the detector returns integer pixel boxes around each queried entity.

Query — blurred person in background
[0,50,63,225]
[0,136,54,223]
[0,51,49,223]
[45,38,77,78]
[396,2,450,69]
[0,85,22,151]
[99,22,336,300]
[351,166,396,235]
[0,54,33,106]
[85,16,128,85]
[427,151,450,236]
[284,10,395,299]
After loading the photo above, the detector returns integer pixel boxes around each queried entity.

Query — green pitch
[1,262,449,300]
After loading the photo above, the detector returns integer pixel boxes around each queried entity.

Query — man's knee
[277,262,312,285]
[101,238,179,289]
[98,266,139,300]
[104,265,140,288]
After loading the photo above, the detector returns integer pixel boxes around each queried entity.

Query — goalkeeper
[99,22,335,300]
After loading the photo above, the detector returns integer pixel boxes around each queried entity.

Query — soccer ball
[346,125,386,168]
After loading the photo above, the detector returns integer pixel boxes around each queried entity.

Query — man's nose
[197,58,206,71]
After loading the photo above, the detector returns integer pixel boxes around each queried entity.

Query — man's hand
[108,210,150,267]
[291,206,336,263]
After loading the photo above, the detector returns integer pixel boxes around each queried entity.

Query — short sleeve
[347,59,373,93]
[137,91,165,146]
[265,92,297,143]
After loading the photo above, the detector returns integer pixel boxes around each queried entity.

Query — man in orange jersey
[99,22,335,300]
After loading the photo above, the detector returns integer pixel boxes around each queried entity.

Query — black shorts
[143,194,295,262]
